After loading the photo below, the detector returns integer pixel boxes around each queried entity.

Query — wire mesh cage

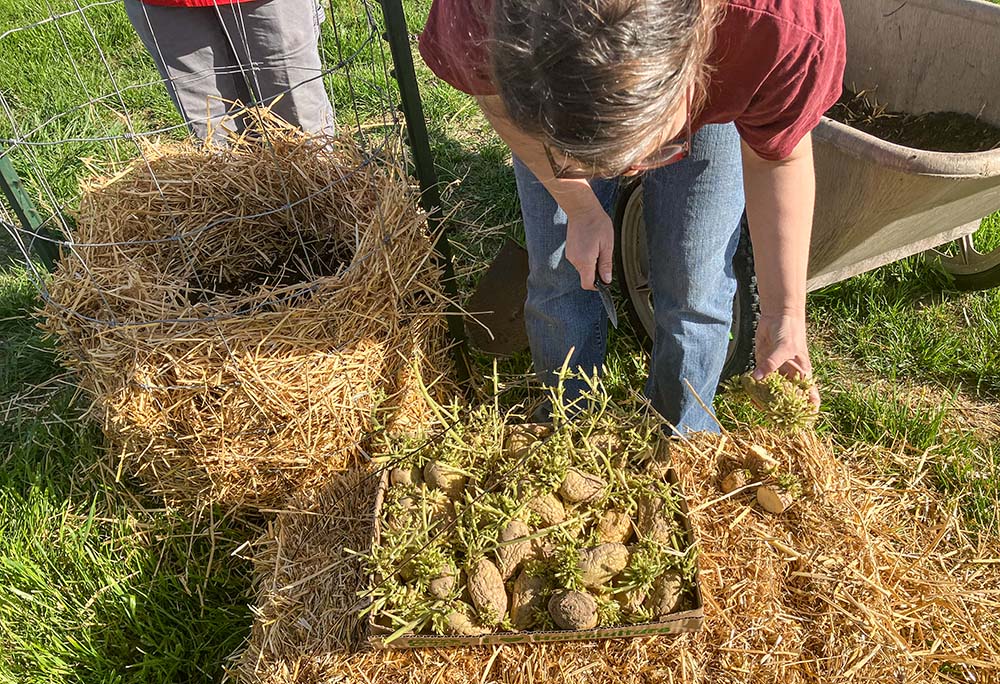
[0,0,415,255]
[0,0,456,510]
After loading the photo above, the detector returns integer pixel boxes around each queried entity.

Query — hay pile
[42,120,450,509]
[231,427,1000,684]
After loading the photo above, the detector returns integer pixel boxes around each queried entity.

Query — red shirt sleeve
[720,3,847,160]
[418,0,497,96]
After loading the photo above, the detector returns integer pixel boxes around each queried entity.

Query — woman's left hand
[752,312,821,407]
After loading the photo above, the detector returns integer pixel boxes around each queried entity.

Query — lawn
[0,0,997,682]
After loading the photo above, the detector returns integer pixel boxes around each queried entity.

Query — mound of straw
[231,427,999,684]
[42,118,450,509]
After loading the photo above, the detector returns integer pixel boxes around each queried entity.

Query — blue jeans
[516,123,744,434]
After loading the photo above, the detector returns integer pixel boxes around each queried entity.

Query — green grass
[0,0,999,680]
[0,267,254,683]
[809,258,1000,392]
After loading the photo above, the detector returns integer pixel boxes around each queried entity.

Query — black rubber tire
[612,179,757,382]
[951,264,1000,290]
[936,250,1000,291]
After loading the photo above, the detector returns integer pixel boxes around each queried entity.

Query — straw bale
[42,118,450,509]
[231,428,1000,684]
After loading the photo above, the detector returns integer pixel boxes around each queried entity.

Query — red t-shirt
[419,0,846,161]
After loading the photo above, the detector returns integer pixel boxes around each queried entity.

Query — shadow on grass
[426,128,522,288]
[0,261,253,684]
[809,255,1000,396]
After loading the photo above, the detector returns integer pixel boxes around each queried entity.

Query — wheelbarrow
[472,0,1000,378]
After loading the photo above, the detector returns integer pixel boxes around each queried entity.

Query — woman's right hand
[564,203,615,291]
[474,95,615,291]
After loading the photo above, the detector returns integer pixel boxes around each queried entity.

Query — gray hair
[490,0,722,177]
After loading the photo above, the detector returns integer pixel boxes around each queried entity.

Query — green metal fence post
[0,155,59,269]
[379,0,471,385]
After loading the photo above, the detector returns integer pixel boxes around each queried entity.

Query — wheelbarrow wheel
[928,218,1000,291]
[613,179,758,383]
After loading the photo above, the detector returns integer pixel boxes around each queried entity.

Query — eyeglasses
[543,88,693,179]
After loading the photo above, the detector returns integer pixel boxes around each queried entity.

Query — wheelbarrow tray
[807,0,1000,291]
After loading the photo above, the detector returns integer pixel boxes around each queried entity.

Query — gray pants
[125,0,336,143]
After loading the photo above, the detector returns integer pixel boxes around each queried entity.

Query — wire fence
[0,0,404,283]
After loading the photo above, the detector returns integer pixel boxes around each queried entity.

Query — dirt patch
[826,88,1000,153]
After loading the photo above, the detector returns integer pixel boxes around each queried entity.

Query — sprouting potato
[505,423,551,458]
[423,460,467,498]
[445,603,490,636]
[428,497,457,528]
[390,464,423,487]
[384,494,416,528]
[548,589,598,630]
[528,493,566,527]
[585,431,623,458]
[738,372,819,431]
[642,446,672,481]
[637,495,676,545]
[496,519,535,580]
[467,558,508,626]
[578,543,629,589]
[427,564,459,600]
[648,572,685,618]
[509,568,551,630]
[616,587,647,615]
[368,405,697,641]
[558,468,606,504]
[595,509,633,544]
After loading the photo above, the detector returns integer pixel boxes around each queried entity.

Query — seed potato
[578,543,629,588]
[390,464,422,487]
[720,468,751,494]
[509,568,551,629]
[467,558,508,626]
[595,509,632,544]
[496,519,535,580]
[527,493,566,527]
[558,468,606,503]
[423,460,467,498]
[637,495,675,545]
[649,572,685,618]
[506,423,551,458]
[756,484,794,514]
[427,565,459,600]
[445,603,490,636]
[548,589,598,630]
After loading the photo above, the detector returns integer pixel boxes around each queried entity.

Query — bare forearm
[741,135,814,317]
[476,96,602,216]
[477,95,615,288]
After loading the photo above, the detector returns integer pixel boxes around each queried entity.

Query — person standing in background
[125,0,336,143]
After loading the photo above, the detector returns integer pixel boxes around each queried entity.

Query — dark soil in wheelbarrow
[826,88,1000,153]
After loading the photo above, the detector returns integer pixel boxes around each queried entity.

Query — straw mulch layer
[42,121,450,509]
[231,429,999,684]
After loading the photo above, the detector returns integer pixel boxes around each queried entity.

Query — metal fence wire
[0,0,456,299]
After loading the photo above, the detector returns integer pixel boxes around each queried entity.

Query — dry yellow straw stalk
[232,428,999,684]
[41,115,451,510]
